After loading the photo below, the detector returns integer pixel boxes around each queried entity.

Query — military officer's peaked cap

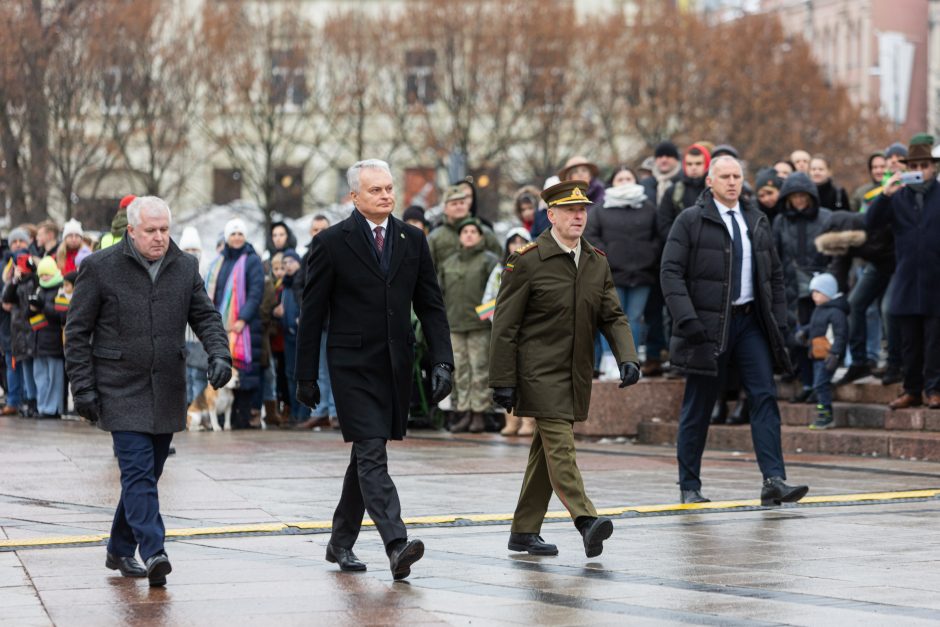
[541,180,592,208]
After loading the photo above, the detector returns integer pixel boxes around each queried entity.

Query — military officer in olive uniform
[489,180,641,558]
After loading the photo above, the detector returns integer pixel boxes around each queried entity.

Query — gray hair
[708,155,743,179]
[127,196,172,227]
[347,159,392,193]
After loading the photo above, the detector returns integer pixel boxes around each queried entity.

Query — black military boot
[577,517,613,558]
[508,533,558,556]
[449,411,471,433]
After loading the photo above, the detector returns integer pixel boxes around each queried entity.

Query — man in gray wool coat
[65,196,231,587]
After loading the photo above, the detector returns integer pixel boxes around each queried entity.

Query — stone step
[778,402,940,430]
[636,420,940,462]
[776,377,902,405]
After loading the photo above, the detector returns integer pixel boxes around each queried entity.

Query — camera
[900,171,924,185]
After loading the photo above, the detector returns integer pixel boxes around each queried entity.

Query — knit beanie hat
[654,141,680,160]
[179,226,202,251]
[884,142,908,159]
[8,228,30,245]
[62,218,83,238]
[224,218,247,240]
[456,217,483,236]
[37,256,58,277]
[282,249,302,265]
[119,194,137,210]
[809,273,839,299]
[755,167,783,192]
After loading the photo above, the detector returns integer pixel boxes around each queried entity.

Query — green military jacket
[489,228,637,421]
[428,219,502,268]
[438,242,500,333]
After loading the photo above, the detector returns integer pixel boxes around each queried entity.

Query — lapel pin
[400,232,405,239]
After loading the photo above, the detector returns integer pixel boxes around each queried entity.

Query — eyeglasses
[906,161,934,171]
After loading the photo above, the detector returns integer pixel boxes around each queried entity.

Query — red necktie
[373,226,385,255]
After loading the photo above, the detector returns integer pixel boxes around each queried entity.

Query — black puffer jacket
[1,273,37,361]
[656,175,708,241]
[31,284,66,358]
[773,173,854,323]
[806,296,849,360]
[661,189,790,376]
[584,196,660,287]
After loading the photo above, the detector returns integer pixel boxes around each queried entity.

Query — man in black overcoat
[295,159,453,580]
[65,196,231,587]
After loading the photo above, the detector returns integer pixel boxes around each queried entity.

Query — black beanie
[654,141,680,160]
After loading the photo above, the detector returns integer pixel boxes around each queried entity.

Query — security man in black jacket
[660,156,809,506]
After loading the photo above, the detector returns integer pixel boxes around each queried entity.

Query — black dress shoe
[145,552,172,587]
[727,398,749,425]
[834,363,870,386]
[710,400,728,425]
[507,533,558,556]
[761,476,809,506]
[388,538,424,580]
[105,552,147,577]
[579,517,613,558]
[881,365,902,386]
[325,543,366,571]
[680,489,711,504]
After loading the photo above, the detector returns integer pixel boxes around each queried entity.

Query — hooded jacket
[772,173,854,320]
[807,295,849,360]
[266,221,298,258]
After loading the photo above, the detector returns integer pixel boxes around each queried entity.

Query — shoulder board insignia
[594,247,607,257]
[516,242,538,255]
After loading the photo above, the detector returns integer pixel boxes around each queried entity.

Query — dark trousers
[848,264,900,367]
[677,309,786,490]
[812,360,834,409]
[231,390,254,428]
[792,297,815,388]
[644,282,668,360]
[331,438,407,551]
[897,315,940,396]
[108,431,173,561]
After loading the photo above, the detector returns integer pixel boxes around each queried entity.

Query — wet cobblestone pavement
[2,416,940,625]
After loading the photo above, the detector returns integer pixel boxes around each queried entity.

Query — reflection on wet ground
[3,416,940,625]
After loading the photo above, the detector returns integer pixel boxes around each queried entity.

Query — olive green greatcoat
[489,228,638,421]
[427,219,502,269]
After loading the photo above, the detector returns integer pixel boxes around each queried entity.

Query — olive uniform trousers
[511,417,597,533]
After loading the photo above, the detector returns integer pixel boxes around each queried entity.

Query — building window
[270,49,308,107]
[213,168,243,205]
[273,165,303,217]
[101,65,133,113]
[406,49,437,105]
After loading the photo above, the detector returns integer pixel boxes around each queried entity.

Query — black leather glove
[27,294,42,312]
[824,354,840,373]
[74,390,101,424]
[493,387,516,413]
[208,358,232,390]
[430,363,453,404]
[619,362,641,388]
[296,380,320,409]
[679,318,709,344]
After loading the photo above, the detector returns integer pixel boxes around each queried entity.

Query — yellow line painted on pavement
[2,488,938,551]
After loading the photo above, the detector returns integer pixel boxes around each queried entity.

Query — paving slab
[2,415,940,625]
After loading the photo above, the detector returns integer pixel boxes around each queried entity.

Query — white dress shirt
[550,227,582,267]
[714,199,753,305]
[366,216,390,242]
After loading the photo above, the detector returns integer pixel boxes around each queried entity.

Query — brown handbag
[811,336,831,360]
